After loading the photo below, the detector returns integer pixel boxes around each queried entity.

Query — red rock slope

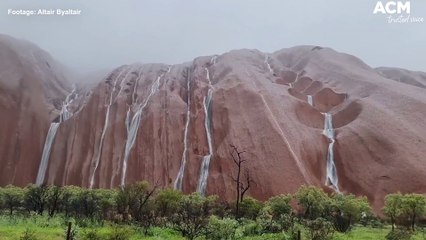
[1,37,425,211]
[0,34,70,185]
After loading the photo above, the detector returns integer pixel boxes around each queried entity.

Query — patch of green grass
[333,225,426,240]
[0,225,64,240]
[0,215,185,240]
[333,226,390,240]
[78,226,184,240]
[143,227,184,240]
[0,215,65,240]
[1,215,426,240]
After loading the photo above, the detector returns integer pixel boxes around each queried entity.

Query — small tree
[78,189,102,219]
[304,217,334,240]
[2,185,24,215]
[94,188,117,221]
[384,193,426,231]
[229,145,253,219]
[24,184,48,215]
[239,197,263,220]
[266,194,292,219]
[116,181,158,222]
[46,185,63,217]
[260,194,294,233]
[61,186,83,217]
[172,193,217,240]
[155,188,183,224]
[206,216,238,240]
[401,193,426,231]
[383,193,403,231]
[330,193,370,232]
[295,185,330,220]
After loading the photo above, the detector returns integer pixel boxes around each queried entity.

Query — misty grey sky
[0,0,425,73]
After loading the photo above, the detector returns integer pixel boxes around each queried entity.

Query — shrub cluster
[0,183,424,240]
[383,192,426,232]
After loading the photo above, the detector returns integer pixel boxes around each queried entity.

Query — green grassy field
[0,215,188,240]
[333,226,426,240]
[1,215,426,240]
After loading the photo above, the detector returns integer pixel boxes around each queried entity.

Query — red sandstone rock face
[0,35,70,185]
[376,67,426,89]
[1,37,425,211]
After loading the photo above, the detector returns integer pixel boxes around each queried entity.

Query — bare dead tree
[138,180,161,215]
[229,144,254,219]
[240,168,253,202]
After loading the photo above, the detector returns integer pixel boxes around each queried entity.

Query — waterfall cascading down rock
[120,66,171,187]
[285,69,339,191]
[174,68,192,190]
[307,95,313,106]
[196,88,213,195]
[197,57,216,195]
[89,68,132,188]
[211,55,218,65]
[264,55,274,74]
[36,87,77,186]
[36,123,60,186]
[262,59,313,184]
[323,113,340,192]
[60,87,76,122]
[59,85,77,122]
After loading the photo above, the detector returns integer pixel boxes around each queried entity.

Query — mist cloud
[0,0,425,73]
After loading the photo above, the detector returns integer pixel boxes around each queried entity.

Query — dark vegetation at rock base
[0,183,425,240]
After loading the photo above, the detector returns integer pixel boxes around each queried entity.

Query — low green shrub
[385,229,413,240]
[20,228,37,240]
[241,219,262,236]
[205,216,238,240]
[64,224,79,240]
[239,197,263,220]
[304,218,334,240]
[80,229,102,240]
[107,225,134,240]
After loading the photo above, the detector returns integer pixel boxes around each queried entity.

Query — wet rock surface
[1,37,425,211]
